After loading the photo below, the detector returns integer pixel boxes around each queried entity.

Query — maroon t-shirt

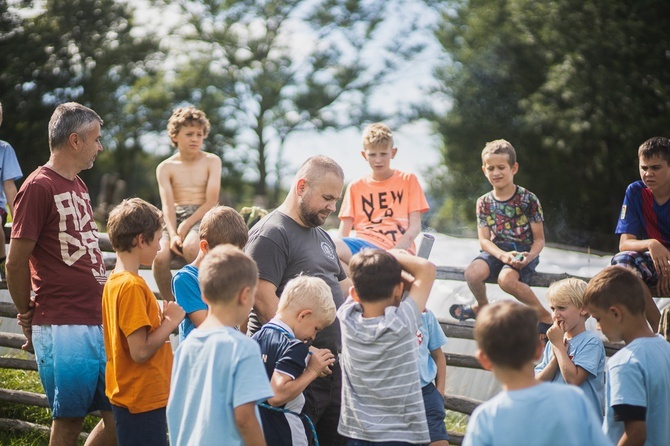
[11,166,106,325]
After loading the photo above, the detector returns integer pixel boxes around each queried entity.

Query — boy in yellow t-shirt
[336,123,429,267]
[102,198,185,445]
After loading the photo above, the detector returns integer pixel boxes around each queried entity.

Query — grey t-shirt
[245,210,346,353]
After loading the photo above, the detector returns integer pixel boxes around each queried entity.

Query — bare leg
[181,231,200,264]
[464,260,491,314]
[334,238,353,265]
[50,417,85,446]
[153,236,175,302]
[644,284,661,332]
[498,268,552,324]
[84,410,117,446]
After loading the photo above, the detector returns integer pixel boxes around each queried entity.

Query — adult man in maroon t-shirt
[6,102,116,445]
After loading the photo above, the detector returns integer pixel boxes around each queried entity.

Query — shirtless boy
[152,106,221,302]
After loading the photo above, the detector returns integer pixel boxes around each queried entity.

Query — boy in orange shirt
[102,198,185,445]
[336,123,429,266]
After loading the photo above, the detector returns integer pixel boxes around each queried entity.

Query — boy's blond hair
[199,205,248,249]
[475,301,538,370]
[547,278,588,309]
[199,245,258,305]
[107,198,163,253]
[277,275,336,325]
[583,266,646,315]
[481,139,517,166]
[167,106,211,147]
[362,123,394,150]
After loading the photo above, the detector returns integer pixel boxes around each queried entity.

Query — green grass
[0,359,99,445]
[446,409,469,434]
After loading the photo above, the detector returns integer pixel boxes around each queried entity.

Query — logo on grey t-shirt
[321,241,336,260]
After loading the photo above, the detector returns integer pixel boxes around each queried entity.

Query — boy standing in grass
[336,123,429,265]
[172,205,249,341]
[153,106,222,302]
[464,300,609,446]
[338,248,436,444]
[167,245,273,445]
[584,266,670,445]
[253,275,337,446]
[102,198,185,445]
[451,139,552,340]
[535,278,606,420]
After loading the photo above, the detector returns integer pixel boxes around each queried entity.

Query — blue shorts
[32,324,111,418]
[611,251,658,287]
[473,242,539,284]
[341,238,381,255]
[111,404,168,446]
[422,383,449,442]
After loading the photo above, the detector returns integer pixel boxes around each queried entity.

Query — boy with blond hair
[172,205,248,340]
[451,139,553,338]
[102,198,186,444]
[167,245,273,445]
[584,266,670,445]
[336,123,429,265]
[153,106,222,302]
[535,278,606,420]
[338,249,436,444]
[253,275,337,446]
[464,301,609,446]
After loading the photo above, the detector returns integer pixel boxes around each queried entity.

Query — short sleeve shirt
[172,264,207,341]
[476,185,543,248]
[615,180,670,248]
[418,309,448,387]
[0,140,23,209]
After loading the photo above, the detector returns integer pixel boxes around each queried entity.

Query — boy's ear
[298,309,313,321]
[350,286,361,303]
[391,147,398,159]
[609,305,624,321]
[199,239,209,253]
[476,349,494,371]
[360,150,367,160]
[239,286,254,308]
[511,162,519,175]
[579,306,589,317]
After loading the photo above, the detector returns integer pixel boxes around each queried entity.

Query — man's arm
[6,238,37,351]
[253,280,280,327]
[234,402,266,446]
[388,249,435,313]
[393,211,422,250]
[177,155,222,239]
[3,180,18,217]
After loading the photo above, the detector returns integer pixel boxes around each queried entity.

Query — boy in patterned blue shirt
[451,139,553,338]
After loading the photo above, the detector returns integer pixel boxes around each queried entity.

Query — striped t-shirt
[337,296,429,443]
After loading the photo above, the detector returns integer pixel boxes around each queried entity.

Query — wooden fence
[0,234,623,444]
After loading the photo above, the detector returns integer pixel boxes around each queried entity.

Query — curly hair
[167,106,211,147]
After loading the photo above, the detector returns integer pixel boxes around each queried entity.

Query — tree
[424,0,670,250]
[155,0,427,205]
[1,0,161,204]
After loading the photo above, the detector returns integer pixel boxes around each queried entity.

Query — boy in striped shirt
[338,249,436,445]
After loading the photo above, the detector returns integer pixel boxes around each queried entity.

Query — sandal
[449,304,477,321]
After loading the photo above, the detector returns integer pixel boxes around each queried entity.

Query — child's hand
[509,252,527,269]
[163,301,186,324]
[307,348,336,377]
[546,321,566,347]
[169,235,184,256]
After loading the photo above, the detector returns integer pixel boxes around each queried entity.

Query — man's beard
[298,200,327,227]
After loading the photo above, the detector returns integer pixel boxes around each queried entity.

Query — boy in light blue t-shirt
[172,205,248,341]
[584,266,670,446]
[535,278,606,420]
[464,301,609,446]
[418,309,449,446]
[167,245,272,445]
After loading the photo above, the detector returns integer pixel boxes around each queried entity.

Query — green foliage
[424,0,670,250]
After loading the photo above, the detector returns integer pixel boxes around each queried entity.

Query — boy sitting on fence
[463,300,609,446]
[102,198,186,444]
[584,266,670,445]
[535,278,606,420]
[172,205,249,341]
[252,275,337,446]
[167,245,272,445]
[450,139,553,340]
[338,248,436,444]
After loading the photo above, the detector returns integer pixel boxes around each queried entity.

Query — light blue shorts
[341,237,381,255]
[32,324,111,418]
